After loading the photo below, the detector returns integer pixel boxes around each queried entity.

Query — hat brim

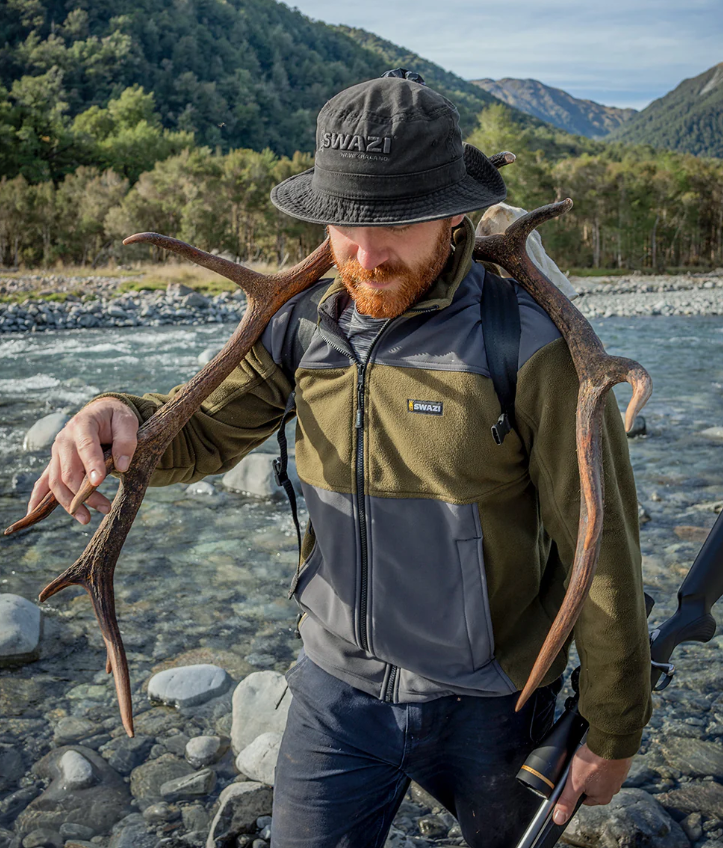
[270,144,507,227]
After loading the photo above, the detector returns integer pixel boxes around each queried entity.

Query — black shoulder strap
[481,272,521,445]
[279,282,328,383]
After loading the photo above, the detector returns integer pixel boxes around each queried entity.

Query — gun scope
[517,701,588,799]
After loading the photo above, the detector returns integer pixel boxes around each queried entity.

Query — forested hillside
[608,63,723,158]
[471,77,636,138]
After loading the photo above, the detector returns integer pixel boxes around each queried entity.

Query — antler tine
[489,151,516,169]
[7,236,334,735]
[474,202,652,711]
[124,232,266,295]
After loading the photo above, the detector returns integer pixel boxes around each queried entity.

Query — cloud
[288,0,723,108]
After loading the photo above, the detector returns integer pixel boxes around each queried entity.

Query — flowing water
[1,317,723,833]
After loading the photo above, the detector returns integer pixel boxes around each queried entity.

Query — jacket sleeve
[93,340,293,486]
[515,336,652,760]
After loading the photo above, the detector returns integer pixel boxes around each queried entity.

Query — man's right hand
[27,398,140,525]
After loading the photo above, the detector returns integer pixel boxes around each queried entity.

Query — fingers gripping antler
[474,200,652,710]
[7,237,333,735]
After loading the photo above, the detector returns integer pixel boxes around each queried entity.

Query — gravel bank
[2,270,723,334]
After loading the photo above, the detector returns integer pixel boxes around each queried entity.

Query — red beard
[331,221,454,319]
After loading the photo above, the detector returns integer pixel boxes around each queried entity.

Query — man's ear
[450,214,465,228]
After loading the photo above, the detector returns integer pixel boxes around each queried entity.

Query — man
[28,73,651,847]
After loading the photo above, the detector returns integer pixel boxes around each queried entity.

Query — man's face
[328,214,464,319]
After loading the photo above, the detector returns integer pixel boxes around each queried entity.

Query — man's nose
[353,232,390,270]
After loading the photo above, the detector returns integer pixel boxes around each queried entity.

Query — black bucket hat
[270,73,507,227]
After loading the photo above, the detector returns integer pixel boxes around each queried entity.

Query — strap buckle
[491,412,512,446]
[272,457,287,487]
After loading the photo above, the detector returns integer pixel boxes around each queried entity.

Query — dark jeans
[271,656,560,848]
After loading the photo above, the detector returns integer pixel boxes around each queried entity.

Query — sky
[286,0,723,111]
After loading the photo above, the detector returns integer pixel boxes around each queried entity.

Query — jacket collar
[318,215,476,320]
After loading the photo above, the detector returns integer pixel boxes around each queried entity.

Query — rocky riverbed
[1,269,723,335]
[1,312,723,848]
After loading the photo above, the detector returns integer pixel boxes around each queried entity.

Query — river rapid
[1,317,723,847]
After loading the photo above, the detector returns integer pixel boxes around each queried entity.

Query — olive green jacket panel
[513,337,652,758]
[96,342,292,486]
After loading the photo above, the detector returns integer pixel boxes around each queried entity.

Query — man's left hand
[552,744,633,825]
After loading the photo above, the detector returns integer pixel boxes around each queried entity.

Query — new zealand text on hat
[270,73,507,226]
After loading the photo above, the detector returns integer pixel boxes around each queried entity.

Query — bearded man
[29,72,651,847]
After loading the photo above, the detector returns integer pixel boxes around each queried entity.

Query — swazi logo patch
[321,133,393,154]
[407,399,443,415]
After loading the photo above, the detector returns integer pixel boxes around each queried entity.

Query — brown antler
[6,237,333,735]
[473,200,652,710]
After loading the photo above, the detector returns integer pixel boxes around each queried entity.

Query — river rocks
[205,782,273,848]
[222,454,300,500]
[562,788,689,848]
[108,813,156,848]
[0,594,42,666]
[700,427,723,442]
[627,414,647,438]
[16,745,131,837]
[0,745,24,793]
[22,413,69,451]
[130,754,194,807]
[53,716,97,745]
[160,768,216,801]
[231,672,292,754]
[22,829,63,848]
[674,525,711,543]
[147,663,232,709]
[186,735,230,768]
[235,732,282,786]
[58,824,94,842]
[58,750,95,790]
[660,736,723,778]
[99,734,154,775]
[659,781,723,820]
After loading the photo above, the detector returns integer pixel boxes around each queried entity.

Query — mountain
[607,63,723,158]
[470,78,636,138]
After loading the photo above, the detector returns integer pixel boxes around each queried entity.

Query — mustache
[335,257,410,283]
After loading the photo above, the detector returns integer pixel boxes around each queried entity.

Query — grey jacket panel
[296,482,516,697]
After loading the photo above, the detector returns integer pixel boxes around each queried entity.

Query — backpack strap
[481,272,521,445]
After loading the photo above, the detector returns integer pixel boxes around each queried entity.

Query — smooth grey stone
[255,816,272,830]
[623,754,660,788]
[181,804,209,832]
[0,786,42,828]
[53,716,97,745]
[159,768,216,801]
[58,824,95,841]
[129,754,194,806]
[661,736,723,778]
[205,783,273,847]
[160,733,189,757]
[700,427,723,441]
[638,503,652,525]
[231,672,291,755]
[142,802,180,825]
[564,788,688,848]
[182,292,210,309]
[681,811,703,842]
[235,733,281,786]
[59,750,95,790]
[16,746,130,837]
[418,816,447,838]
[186,735,229,768]
[626,414,647,437]
[23,412,69,451]
[0,594,42,666]
[0,828,16,848]
[259,826,271,841]
[0,745,24,792]
[147,664,232,709]
[99,735,154,775]
[384,827,416,848]
[251,841,267,848]
[198,345,224,366]
[107,813,156,848]
[185,480,216,496]
[21,830,62,848]
[222,454,300,500]
[659,781,723,820]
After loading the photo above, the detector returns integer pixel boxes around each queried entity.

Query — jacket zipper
[317,303,439,694]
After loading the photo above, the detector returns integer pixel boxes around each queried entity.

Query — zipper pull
[356,370,365,428]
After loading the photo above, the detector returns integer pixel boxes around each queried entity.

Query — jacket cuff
[585,726,643,760]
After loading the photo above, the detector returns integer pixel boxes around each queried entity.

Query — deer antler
[473,201,652,710]
[6,237,333,735]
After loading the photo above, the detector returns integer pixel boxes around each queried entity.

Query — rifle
[514,507,723,848]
